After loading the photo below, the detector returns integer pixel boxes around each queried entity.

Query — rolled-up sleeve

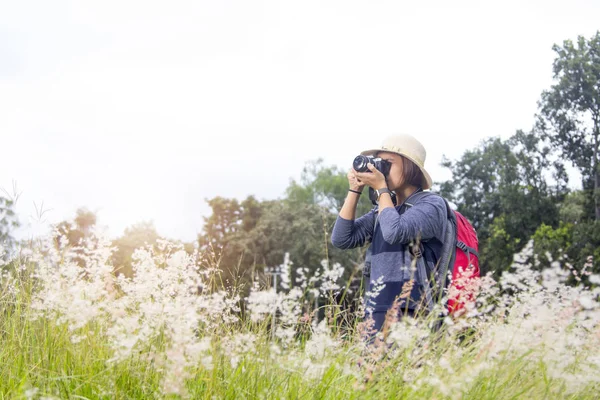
[331,210,377,249]
[378,197,446,245]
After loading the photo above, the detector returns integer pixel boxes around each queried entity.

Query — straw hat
[361,134,432,190]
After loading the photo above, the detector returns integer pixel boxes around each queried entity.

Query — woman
[331,134,448,334]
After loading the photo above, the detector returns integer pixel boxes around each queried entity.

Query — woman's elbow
[381,228,406,245]
[331,236,351,249]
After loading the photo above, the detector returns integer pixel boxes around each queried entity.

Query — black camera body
[352,155,391,176]
[352,155,396,206]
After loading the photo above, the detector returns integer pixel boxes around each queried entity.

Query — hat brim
[360,148,433,190]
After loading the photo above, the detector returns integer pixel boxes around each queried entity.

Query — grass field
[1,235,599,399]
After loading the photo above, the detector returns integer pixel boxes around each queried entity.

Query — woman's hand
[355,163,388,190]
[347,169,365,192]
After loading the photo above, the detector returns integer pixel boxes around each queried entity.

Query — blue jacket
[331,190,448,314]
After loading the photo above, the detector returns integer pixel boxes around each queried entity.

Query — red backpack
[404,192,480,317]
[445,209,480,316]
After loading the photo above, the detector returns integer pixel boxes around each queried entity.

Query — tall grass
[1,233,599,399]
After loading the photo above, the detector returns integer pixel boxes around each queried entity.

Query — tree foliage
[439,130,568,276]
[54,208,97,247]
[286,159,373,216]
[537,31,600,220]
[196,196,264,286]
[532,218,600,279]
[197,161,368,293]
[112,221,160,277]
[52,208,98,268]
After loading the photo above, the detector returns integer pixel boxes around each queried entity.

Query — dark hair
[401,156,423,188]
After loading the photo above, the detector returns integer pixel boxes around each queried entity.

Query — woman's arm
[331,206,377,249]
[331,189,377,249]
[331,169,377,249]
[378,196,446,245]
[339,190,362,221]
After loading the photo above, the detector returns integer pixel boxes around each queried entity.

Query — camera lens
[353,155,370,172]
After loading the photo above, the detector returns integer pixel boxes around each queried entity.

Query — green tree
[286,159,373,217]
[55,208,97,248]
[559,190,587,224]
[537,31,600,221]
[112,221,160,277]
[53,208,98,268]
[532,190,599,277]
[439,131,567,275]
[531,222,573,269]
[532,219,599,279]
[237,201,329,276]
[197,195,267,289]
[284,160,371,281]
[198,196,242,251]
[570,221,600,274]
[196,162,370,294]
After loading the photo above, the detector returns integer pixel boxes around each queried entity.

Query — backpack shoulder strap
[405,191,458,305]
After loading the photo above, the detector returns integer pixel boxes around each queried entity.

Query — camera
[352,155,391,176]
[353,155,397,206]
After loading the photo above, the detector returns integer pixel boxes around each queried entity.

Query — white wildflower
[247,289,280,323]
[279,252,292,290]
[578,295,596,310]
[319,259,344,293]
[305,319,339,359]
[24,388,39,399]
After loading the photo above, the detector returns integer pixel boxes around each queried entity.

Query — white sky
[1,0,598,242]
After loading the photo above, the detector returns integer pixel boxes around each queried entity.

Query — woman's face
[376,151,405,191]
